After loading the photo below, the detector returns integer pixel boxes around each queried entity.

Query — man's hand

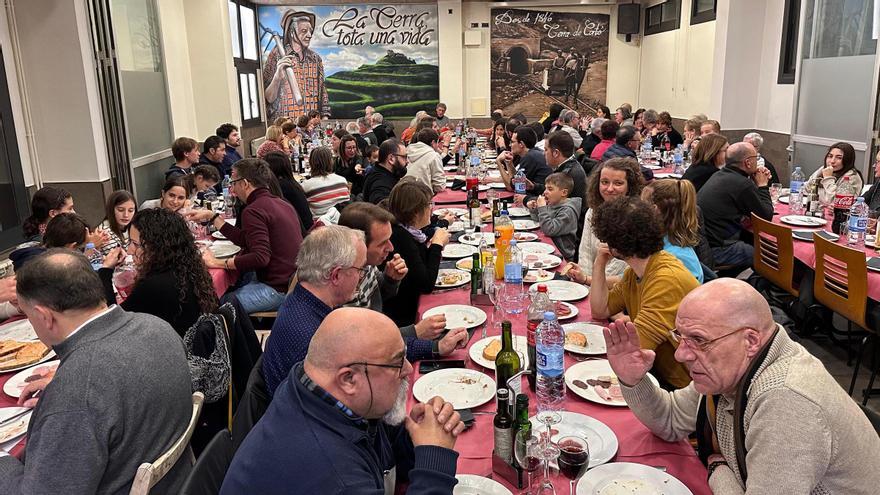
[524,178,535,191]
[513,194,526,207]
[414,315,446,340]
[0,276,16,305]
[185,209,215,223]
[437,328,469,355]
[274,55,294,78]
[102,247,126,269]
[754,166,772,187]
[202,249,221,269]
[18,375,52,408]
[384,254,408,281]
[406,397,463,449]
[603,319,655,387]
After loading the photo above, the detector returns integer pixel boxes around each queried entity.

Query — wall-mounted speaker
[618,3,641,39]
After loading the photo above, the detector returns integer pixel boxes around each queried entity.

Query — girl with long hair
[301,146,350,221]
[809,142,864,204]
[335,133,365,196]
[99,190,137,256]
[22,186,73,242]
[681,133,729,192]
[641,179,705,282]
[140,176,192,213]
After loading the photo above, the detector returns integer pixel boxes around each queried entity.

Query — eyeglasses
[342,264,370,281]
[344,344,408,377]
[669,326,750,353]
[229,177,246,185]
[394,153,408,160]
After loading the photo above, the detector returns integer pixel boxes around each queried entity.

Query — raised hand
[603,319,655,387]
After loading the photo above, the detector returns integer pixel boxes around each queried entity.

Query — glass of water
[769,183,782,204]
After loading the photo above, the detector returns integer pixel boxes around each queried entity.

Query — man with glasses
[261,225,367,396]
[222,307,465,494]
[601,125,655,182]
[496,126,551,196]
[362,138,408,204]
[697,141,773,272]
[605,278,880,493]
[588,196,697,388]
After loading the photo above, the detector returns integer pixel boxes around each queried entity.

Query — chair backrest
[231,356,270,453]
[751,213,798,297]
[129,392,206,495]
[813,235,868,329]
[179,429,234,495]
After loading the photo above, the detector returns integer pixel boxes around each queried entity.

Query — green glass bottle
[495,320,522,399]
[470,252,482,295]
[514,393,531,439]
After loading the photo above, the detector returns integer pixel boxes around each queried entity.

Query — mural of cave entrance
[508,46,529,74]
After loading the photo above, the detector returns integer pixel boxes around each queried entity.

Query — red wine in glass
[558,444,588,480]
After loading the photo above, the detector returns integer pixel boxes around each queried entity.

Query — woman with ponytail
[641,179,705,282]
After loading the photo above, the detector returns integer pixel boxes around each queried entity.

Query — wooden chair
[129,392,205,495]
[751,213,798,297]
[811,236,873,400]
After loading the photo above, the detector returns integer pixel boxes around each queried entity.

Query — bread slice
[565,332,587,347]
[0,341,49,371]
[482,339,502,361]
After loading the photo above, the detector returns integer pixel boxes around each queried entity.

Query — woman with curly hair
[99,207,217,336]
[569,157,644,285]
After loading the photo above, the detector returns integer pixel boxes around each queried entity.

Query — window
[0,48,30,251]
[802,0,876,59]
[691,0,717,25]
[645,1,681,36]
[778,0,801,83]
[229,0,261,126]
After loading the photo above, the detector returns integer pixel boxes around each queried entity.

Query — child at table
[526,172,581,260]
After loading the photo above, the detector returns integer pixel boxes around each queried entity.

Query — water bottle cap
[856,197,864,202]
[509,240,517,246]
[794,166,802,171]
[85,243,95,249]
[543,311,556,320]
[500,210,509,215]
[536,284,547,292]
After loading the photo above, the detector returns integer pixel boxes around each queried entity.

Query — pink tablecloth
[209,268,237,297]
[410,205,711,494]
[433,188,514,205]
[771,204,880,300]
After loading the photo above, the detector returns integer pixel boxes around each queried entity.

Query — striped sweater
[301,173,350,217]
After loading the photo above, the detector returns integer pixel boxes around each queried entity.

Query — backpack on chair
[183,303,234,403]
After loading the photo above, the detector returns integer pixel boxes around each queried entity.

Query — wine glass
[769,183,782,204]
[557,436,590,495]
[515,431,542,495]
[537,434,560,495]
[535,409,562,440]
[484,273,499,339]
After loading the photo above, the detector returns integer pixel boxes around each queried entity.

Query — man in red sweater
[189,158,303,313]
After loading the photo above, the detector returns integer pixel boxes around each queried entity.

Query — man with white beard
[221,307,465,494]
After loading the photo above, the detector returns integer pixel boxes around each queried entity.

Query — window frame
[0,47,31,251]
[644,0,682,36]
[229,0,262,127]
[690,0,717,25]
[778,0,801,84]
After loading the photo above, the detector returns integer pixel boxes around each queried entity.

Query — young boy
[527,172,582,260]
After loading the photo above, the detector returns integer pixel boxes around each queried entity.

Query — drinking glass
[484,273,499,339]
[535,410,562,440]
[515,432,542,495]
[556,436,590,495]
[769,183,782,204]
[537,435,560,495]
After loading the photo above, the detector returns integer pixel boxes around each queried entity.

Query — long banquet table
[408,203,711,494]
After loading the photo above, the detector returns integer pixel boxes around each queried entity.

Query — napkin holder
[491,453,524,489]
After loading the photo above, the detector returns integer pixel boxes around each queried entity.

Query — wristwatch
[707,459,728,479]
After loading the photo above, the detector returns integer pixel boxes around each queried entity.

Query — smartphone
[419,360,466,374]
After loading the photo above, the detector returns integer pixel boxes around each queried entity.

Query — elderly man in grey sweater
[0,250,193,494]
[605,278,880,494]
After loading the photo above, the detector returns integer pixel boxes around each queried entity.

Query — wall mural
[490,9,610,117]
[258,4,440,120]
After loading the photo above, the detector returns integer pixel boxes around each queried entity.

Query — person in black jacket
[371,113,389,145]
[603,126,654,182]
[335,134,366,196]
[682,133,729,192]
[362,138,406,204]
[383,180,449,327]
[263,151,314,233]
[497,126,552,195]
[650,111,684,149]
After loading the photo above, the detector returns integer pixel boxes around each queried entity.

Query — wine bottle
[514,393,531,439]
[470,253,482,296]
[493,388,514,464]
[495,320,522,399]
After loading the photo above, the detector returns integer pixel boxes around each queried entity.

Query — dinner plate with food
[446,221,466,233]
[512,219,540,231]
[565,360,658,407]
[459,232,496,246]
[442,243,479,259]
[0,407,32,444]
[412,368,496,410]
[211,231,227,240]
[469,335,529,371]
[435,207,468,217]
[523,269,554,284]
[4,360,60,398]
[422,305,487,329]
[517,242,556,255]
[506,207,530,217]
[779,215,826,227]
[562,322,607,355]
[523,253,562,270]
[529,280,589,302]
[529,411,618,468]
[0,319,38,342]
[0,340,55,373]
[209,241,241,259]
[577,462,693,495]
[435,269,471,289]
[555,301,579,320]
[513,232,539,242]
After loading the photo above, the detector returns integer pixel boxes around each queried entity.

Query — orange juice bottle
[494,210,514,279]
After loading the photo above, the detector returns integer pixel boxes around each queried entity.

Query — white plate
[513,232,539,243]
[447,221,466,233]
[0,407,32,444]
[412,368,496,410]
[517,242,556,255]
[4,360,60,398]
[478,184,490,191]
[562,322,607,355]
[779,215,826,227]
[0,350,57,374]
[209,241,241,258]
[522,253,562,270]
[792,230,839,243]
[459,232,496,246]
[529,281,589,302]
[423,304,487,329]
[523,269,555,284]
[512,219,540,231]
[778,195,790,204]
[454,474,513,495]
[490,183,508,189]
[642,164,661,170]
[443,244,479,259]
[653,172,682,179]
[469,335,529,370]
[455,257,475,271]
[529,411,618,468]
[436,207,468,217]
[556,301,579,321]
[506,207,530,217]
[577,462,693,495]
[435,269,472,288]
[0,319,38,342]
[211,231,227,240]
[565,360,658,407]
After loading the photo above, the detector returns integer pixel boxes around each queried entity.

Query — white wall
[754,0,795,134]
[438,1,466,117]
[0,1,35,186]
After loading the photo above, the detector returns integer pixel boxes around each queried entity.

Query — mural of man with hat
[263,10,330,120]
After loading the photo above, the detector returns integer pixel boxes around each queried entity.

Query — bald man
[697,141,774,270]
[221,308,464,494]
[604,279,880,494]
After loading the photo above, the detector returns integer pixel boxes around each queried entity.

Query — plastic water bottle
[291,145,300,173]
[641,139,652,160]
[112,255,137,299]
[512,168,527,195]
[221,175,234,217]
[536,311,566,413]
[790,167,806,215]
[526,285,553,391]
[503,240,523,285]
[847,197,869,248]
[500,240,526,315]
[84,243,103,271]
[673,145,684,175]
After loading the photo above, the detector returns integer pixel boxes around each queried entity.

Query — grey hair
[560,109,579,125]
[409,110,428,128]
[345,121,359,134]
[295,225,365,284]
[357,117,370,128]
[743,132,763,150]
[590,117,607,132]
[642,109,659,124]
[371,113,384,124]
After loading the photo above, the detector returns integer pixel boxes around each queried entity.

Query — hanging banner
[490,9,610,117]
[258,4,440,120]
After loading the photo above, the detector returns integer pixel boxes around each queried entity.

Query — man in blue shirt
[216,123,243,179]
[222,307,464,494]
